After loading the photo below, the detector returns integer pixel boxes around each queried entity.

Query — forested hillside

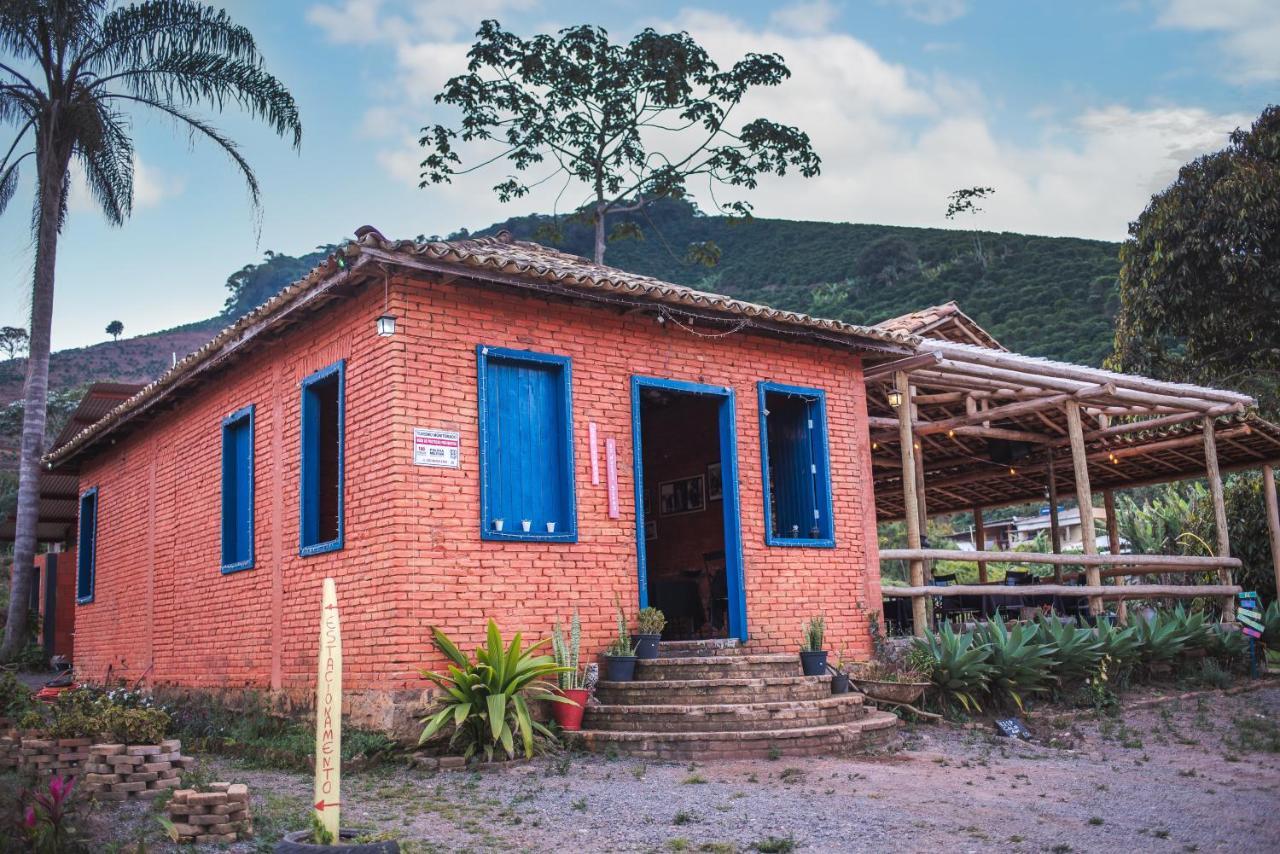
[470,199,1122,366]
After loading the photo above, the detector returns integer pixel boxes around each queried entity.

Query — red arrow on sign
[314,800,341,811]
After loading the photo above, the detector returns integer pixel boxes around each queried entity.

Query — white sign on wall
[414,428,461,468]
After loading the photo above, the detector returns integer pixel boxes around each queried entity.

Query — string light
[1009,466,1017,476]
[947,429,956,438]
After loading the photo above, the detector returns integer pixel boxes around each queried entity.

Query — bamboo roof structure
[867,306,1280,520]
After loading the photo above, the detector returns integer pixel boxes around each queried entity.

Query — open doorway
[632,377,746,641]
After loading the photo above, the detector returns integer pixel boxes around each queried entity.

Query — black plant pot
[633,634,662,660]
[800,650,829,676]
[830,673,850,694]
[605,655,638,681]
[276,830,399,853]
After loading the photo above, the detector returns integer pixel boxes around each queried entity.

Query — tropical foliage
[975,615,1058,710]
[1111,104,1280,417]
[419,621,569,761]
[1034,615,1103,685]
[0,0,300,661]
[550,612,585,691]
[912,624,994,713]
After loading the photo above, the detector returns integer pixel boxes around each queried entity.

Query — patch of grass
[752,836,795,853]
[1228,716,1280,753]
[669,838,692,852]
[699,844,737,854]
[632,763,647,780]
[673,810,698,826]
[766,747,782,761]
[682,773,708,785]
[1088,817,1104,826]
[1153,829,1171,839]
[778,767,804,784]
[571,797,588,812]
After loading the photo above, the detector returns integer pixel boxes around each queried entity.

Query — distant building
[949,504,1113,553]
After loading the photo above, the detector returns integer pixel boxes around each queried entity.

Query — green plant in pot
[828,656,851,694]
[633,607,667,660]
[550,612,590,731]
[603,600,639,682]
[799,615,828,676]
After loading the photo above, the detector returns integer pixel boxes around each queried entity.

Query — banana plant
[419,620,572,761]
[1035,615,1103,685]
[913,624,994,713]
[976,615,1059,711]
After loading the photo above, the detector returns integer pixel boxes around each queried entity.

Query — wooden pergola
[866,304,1280,635]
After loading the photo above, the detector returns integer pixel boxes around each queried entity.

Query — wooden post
[1104,489,1127,625]
[1202,417,1235,620]
[911,387,931,584]
[1065,400,1102,615]
[1047,446,1063,582]
[1264,464,1280,603]
[973,507,988,583]
[896,371,927,636]
[314,578,342,838]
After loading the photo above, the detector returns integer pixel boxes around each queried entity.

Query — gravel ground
[34,681,1280,852]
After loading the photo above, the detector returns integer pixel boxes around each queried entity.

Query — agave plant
[975,615,1058,711]
[419,620,571,761]
[1094,618,1142,675]
[1263,601,1280,647]
[1132,610,1191,670]
[1035,615,1103,685]
[913,624,994,713]
[1164,605,1213,651]
[1205,624,1247,665]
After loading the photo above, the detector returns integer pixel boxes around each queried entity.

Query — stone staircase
[576,639,899,761]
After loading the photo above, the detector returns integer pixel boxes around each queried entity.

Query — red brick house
[44,229,914,732]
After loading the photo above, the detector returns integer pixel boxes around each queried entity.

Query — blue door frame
[630,376,748,642]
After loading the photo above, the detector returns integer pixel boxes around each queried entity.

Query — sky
[1,0,1276,351]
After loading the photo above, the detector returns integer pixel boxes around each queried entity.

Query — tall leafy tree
[0,0,301,660]
[1110,105,1280,416]
[105,319,123,341]
[419,20,820,265]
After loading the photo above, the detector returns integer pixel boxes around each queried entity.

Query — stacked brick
[166,783,253,845]
[81,739,192,800]
[0,730,19,770]
[9,736,91,778]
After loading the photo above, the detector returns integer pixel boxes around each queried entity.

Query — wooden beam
[1047,447,1063,582]
[1083,405,1241,441]
[895,371,927,637]
[878,548,1241,568]
[863,351,944,379]
[913,386,1112,436]
[922,341,1256,407]
[1202,416,1235,619]
[1104,489,1126,624]
[973,507,988,583]
[1066,400,1102,615]
[881,583,1242,600]
[1265,464,1280,602]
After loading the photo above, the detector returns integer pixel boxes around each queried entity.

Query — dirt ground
[17,681,1280,853]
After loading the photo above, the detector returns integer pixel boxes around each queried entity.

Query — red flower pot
[551,688,589,731]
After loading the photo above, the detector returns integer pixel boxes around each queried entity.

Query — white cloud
[318,4,1246,243]
[878,0,969,25]
[67,156,184,215]
[1155,0,1280,82]
[768,1,840,35]
[306,0,537,45]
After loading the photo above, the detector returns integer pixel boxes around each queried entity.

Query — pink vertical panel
[606,438,619,519]
[589,422,600,485]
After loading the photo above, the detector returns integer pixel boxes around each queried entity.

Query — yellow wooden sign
[313,577,342,838]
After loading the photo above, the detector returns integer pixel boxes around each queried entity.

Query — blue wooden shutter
[759,383,834,546]
[221,406,255,572]
[76,488,98,603]
[300,361,345,555]
[479,347,576,541]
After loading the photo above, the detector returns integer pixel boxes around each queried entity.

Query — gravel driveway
[69,681,1280,852]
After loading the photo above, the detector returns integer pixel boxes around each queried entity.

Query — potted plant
[278,818,399,852]
[603,600,638,682]
[550,613,590,731]
[799,615,828,676]
[828,657,851,694]
[633,607,666,659]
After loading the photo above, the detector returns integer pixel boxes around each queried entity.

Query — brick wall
[73,272,883,705]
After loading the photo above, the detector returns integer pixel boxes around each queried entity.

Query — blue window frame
[757,382,835,547]
[477,345,576,542]
[221,405,255,573]
[299,361,345,556]
[76,487,98,603]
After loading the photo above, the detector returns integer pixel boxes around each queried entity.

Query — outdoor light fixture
[376,314,397,336]
[887,388,903,408]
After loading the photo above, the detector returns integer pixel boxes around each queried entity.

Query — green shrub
[975,615,1058,711]
[913,624,993,713]
[0,669,35,720]
[1094,619,1141,677]
[1164,605,1212,651]
[1263,601,1280,647]
[1035,616,1103,685]
[419,620,569,761]
[1133,610,1191,671]
[41,687,171,743]
[1205,624,1247,666]
[637,607,667,636]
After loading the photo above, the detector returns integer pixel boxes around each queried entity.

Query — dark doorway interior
[639,388,728,640]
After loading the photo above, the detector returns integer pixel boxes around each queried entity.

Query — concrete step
[584,694,866,733]
[656,639,742,658]
[634,653,799,681]
[573,710,901,761]
[595,674,830,706]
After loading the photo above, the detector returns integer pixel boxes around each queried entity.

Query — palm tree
[0,1,301,660]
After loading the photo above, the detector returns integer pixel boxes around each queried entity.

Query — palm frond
[69,99,134,225]
[86,0,259,73]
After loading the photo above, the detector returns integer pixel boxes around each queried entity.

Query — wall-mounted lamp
[376,314,397,336]
[886,388,903,408]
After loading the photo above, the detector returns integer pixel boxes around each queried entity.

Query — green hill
[469,198,1122,366]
